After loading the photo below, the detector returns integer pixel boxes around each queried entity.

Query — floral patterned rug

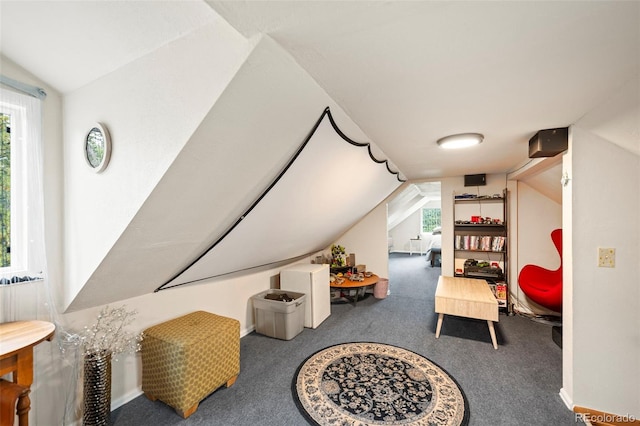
[292,342,469,425]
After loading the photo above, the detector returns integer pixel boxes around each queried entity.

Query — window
[0,113,10,268]
[0,87,38,280]
[422,208,441,233]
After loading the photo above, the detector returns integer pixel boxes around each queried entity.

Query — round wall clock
[85,122,111,172]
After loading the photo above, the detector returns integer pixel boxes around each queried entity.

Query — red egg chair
[518,228,563,313]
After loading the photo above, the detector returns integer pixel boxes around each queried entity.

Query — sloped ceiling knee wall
[66,37,403,311]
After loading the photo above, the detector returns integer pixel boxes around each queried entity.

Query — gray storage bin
[251,289,306,340]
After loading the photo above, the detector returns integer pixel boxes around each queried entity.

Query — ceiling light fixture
[437,133,484,149]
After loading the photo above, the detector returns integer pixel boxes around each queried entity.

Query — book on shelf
[469,235,478,250]
[491,236,505,252]
[455,235,506,252]
[480,236,492,251]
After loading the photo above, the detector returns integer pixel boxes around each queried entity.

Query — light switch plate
[598,248,615,268]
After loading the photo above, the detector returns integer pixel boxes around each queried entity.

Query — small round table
[330,274,379,306]
[0,320,55,426]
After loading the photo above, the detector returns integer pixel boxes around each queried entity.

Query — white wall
[61,19,253,310]
[389,209,421,253]
[564,125,639,417]
[336,200,391,280]
[513,181,562,314]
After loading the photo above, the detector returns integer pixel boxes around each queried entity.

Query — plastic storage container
[252,289,306,340]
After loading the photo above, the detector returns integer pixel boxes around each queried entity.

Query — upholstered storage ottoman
[141,311,240,418]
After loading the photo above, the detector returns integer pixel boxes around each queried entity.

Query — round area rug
[292,342,469,426]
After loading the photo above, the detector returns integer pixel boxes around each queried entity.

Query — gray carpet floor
[111,253,582,425]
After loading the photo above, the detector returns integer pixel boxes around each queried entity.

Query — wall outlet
[598,248,615,268]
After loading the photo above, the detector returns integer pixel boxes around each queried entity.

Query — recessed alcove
[508,156,563,316]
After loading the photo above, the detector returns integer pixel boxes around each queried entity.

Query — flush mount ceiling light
[437,133,484,149]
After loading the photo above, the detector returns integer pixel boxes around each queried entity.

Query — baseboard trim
[574,406,640,425]
[112,388,143,411]
[559,387,574,410]
[241,324,256,338]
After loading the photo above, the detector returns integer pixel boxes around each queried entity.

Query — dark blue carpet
[111,253,580,425]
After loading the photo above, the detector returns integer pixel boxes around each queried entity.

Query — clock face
[85,123,110,172]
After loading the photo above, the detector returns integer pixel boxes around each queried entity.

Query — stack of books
[455,235,505,251]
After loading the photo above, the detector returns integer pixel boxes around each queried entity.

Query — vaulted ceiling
[2,1,638,180]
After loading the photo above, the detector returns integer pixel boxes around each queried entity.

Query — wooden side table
[0,320,55,426]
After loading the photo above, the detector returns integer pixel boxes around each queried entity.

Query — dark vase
[83,350,112,426]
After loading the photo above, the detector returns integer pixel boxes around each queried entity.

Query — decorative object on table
[313,255,328,264]
[85,122,111,173]
[79,306,142,426]
[293,342,469,425]
[330,244,346,267]
[348,272,364,282]
[329,273,344,285]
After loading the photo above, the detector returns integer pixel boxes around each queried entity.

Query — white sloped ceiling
[161,108,402,290]
[66,37,402,311]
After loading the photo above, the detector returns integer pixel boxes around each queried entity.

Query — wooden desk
[330,274,379,306]
[0,321,56,387]
[434,276,499,349]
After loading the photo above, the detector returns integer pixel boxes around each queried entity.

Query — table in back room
[409,238,424,255]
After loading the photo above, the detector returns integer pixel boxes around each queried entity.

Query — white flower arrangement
[80,305,143,358]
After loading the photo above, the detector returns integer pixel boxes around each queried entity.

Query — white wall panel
[568,126,639,417]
